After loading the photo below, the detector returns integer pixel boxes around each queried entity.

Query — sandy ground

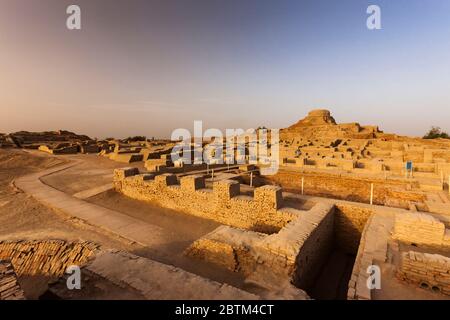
[0,149,136,250]
[0,149,247,297]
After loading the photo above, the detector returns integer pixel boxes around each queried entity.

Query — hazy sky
[1,0,449,138]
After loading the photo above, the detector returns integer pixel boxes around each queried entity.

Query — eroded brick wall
[393,212,450,248]
[114,168,294,233]
[185,203,335,292]
[0,261,25,300]
[254,203,335,290]
[397,251,450,296]
[0,240,98,278]
[261,170,425,208]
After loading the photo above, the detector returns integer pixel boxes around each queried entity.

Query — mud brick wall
[255,203,335,290]
[397,251,450,296]
[261,170,425,207]
[0,240,98,278]
[393,213,449,247]
[347,213,390,300]
[80,144,100,154]
[114,168,294,233]
[0,261,25,300]
[185,226,266,276]
[186,203,335,291]
[335,204,374,254]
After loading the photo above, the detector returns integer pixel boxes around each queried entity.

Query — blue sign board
[406,161,413,170]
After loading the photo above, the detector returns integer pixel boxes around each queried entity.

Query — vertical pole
[211,169,214,180]
[301,177,304,195]
[207,163,209,174]
[370,183,374,205]
[250,172,253,187]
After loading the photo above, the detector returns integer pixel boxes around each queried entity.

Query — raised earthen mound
[282,109,382,139]
[288,109,337,128]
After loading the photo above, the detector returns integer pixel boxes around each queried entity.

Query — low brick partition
[0,261,25,300]
[261,169,426,208]
[185,202,335,292]
[257,203,335,291]
[0,240,99,278]
[397,251,450,296]
[38,144,78,155]
[114,168,295,233]
[109,153,143,163]
[393,212,450,248]
[185,226,266,275]
[347,213,392,300]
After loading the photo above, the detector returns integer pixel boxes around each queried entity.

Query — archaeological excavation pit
[110,167,376,299]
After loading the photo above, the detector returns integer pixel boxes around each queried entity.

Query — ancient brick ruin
[1,109,450,300]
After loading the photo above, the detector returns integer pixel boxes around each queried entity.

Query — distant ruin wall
[38,145,78,155]
[397,251,450,296]
[0,240,98,278]
[261,170,425,208]
[114,168,294,233]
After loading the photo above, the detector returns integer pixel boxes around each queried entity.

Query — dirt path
[0,149,137,251]
[3,149,246,290]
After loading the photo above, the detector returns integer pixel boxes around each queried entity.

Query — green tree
[423,126,450,139]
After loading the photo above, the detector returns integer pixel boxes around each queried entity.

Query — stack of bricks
[397,251,450,296]
[0,240,98,278]
[393,212,448,247]
[0,261,25,300]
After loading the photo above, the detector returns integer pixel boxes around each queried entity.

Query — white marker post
[250,172,253,187]
[211,169,214,180]
[370,183,374,205]
[301,177,304,195]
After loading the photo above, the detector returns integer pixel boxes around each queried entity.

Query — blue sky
[0,0,449,138]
